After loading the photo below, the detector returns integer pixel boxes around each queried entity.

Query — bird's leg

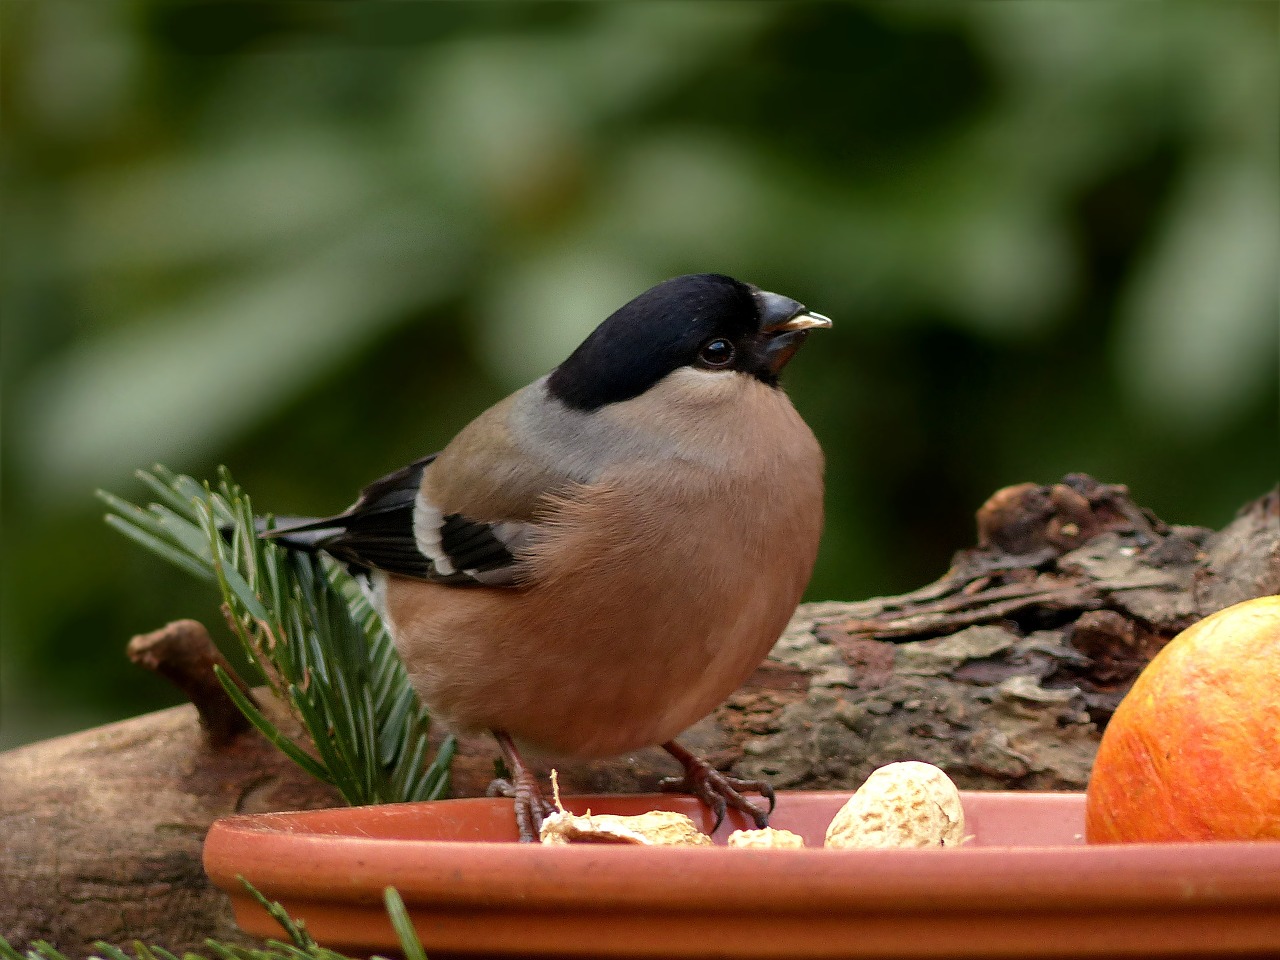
[659,740,776,830]
[486,730,553,842]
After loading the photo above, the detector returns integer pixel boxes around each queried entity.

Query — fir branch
[0,882,426,960]
[99,465,454,805]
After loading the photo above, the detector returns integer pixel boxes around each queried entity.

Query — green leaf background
[3,1,1276,748]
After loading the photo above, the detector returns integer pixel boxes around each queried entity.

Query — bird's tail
[258,515,348,553]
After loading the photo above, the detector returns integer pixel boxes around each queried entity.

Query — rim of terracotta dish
[205,792,1280,914]
[204,792,1280,959]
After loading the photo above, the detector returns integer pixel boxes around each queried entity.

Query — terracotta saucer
[204,791,1280,959]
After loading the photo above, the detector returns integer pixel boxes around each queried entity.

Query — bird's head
[546,273,831,412]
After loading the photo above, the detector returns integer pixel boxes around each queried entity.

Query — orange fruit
[1085,594,1280,843]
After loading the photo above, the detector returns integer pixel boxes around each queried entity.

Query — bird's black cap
[547,273,828,411]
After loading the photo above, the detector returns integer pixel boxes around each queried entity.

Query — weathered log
[2,476,1275,955]
[0,620,342,953]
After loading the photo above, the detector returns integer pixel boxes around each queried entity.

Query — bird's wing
[266,451,538,587]
[267,379,593,586]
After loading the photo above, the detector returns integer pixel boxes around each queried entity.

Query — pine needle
[99,466,454,806]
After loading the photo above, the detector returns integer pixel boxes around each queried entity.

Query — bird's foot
[660,740,775,830]
[489,731,554,842]
[486,776,553,842]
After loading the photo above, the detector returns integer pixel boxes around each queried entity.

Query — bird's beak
[754,290,833,374]
[764,310,833,334]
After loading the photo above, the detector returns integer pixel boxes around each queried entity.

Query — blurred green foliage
[2,1,1276,749]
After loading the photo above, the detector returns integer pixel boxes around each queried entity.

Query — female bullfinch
[270,273,831,840]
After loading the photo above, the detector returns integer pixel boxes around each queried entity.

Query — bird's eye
[698,338,736,368]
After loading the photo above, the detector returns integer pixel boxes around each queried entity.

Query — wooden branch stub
[974,474,1161,558]
[127,619,254,746]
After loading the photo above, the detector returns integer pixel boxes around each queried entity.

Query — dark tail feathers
[258,515,348,553]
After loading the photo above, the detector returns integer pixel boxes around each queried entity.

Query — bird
[266,273,830,841]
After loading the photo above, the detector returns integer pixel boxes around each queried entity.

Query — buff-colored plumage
[380,368,824,759]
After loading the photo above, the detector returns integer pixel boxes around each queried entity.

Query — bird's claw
[659,746,775,830]
[487,775,553,842]
[489,731,556,843]
[486,777,516,798]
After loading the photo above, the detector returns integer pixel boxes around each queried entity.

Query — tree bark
[2,476,1276,955]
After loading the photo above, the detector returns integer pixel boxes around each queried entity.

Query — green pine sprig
[0,880,427,960]
[99,465,454,805]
